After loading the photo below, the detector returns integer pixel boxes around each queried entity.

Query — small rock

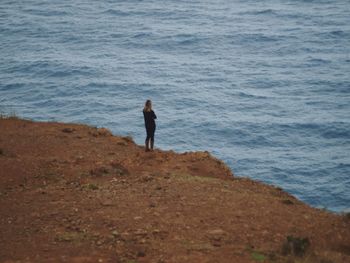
[208,229,225,242]
[208,229,225,236]
[153,229,160,234]
[134,216,143,220]
[75,156,84,163]
[134,229,147,237]
[111,230,120,238]
[100,199,114,206]
[212,241,221,247]
[121,232,130,240]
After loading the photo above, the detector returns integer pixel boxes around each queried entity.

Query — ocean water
[1,0,349,212]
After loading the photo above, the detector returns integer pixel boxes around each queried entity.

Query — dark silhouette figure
[143,100,157,151]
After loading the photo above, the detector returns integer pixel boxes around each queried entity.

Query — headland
[0,117,349,262]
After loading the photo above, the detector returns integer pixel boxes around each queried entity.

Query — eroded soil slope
[0,118,349,263]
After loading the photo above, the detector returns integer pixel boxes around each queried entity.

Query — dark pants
[145,125,155,149]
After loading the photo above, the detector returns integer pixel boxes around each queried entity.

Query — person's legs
[145,137,150,151]
[145,126,153,151]
[145,133,151,151]
[146,126,155,152]
[150,127,155,150]
[150,136,154,150]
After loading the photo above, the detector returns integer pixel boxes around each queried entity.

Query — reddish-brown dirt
[0,118,349,263]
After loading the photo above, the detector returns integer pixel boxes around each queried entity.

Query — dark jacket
[143,110,157,130]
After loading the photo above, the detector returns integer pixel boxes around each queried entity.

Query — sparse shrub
[0,110,22,120]
[97,128,112,136]
[90,166,109,176]
[55,231,89,243]
[88,184,98,190]
[122,135,134,144]
[282,199,294,205]
[62,127,75,133]
[4,111,19,119]
[0,148,3,155]
[282,236,310,257]
[88,127,112,137]
[110,161,129,176]
[321,206,330,212]
[344,212,350,220]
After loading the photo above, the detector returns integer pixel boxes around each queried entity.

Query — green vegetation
[251,251,266,262]
[173,172,219,183]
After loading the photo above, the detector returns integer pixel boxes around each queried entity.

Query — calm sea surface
[1,0,349,212]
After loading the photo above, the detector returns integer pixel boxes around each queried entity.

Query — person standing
[143,100,157,152]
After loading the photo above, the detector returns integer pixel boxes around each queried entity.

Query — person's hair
[144,100,152,112]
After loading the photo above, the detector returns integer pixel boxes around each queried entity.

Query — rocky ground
[0,117,349,263]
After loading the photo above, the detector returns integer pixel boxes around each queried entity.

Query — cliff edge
[0,118,349,263]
